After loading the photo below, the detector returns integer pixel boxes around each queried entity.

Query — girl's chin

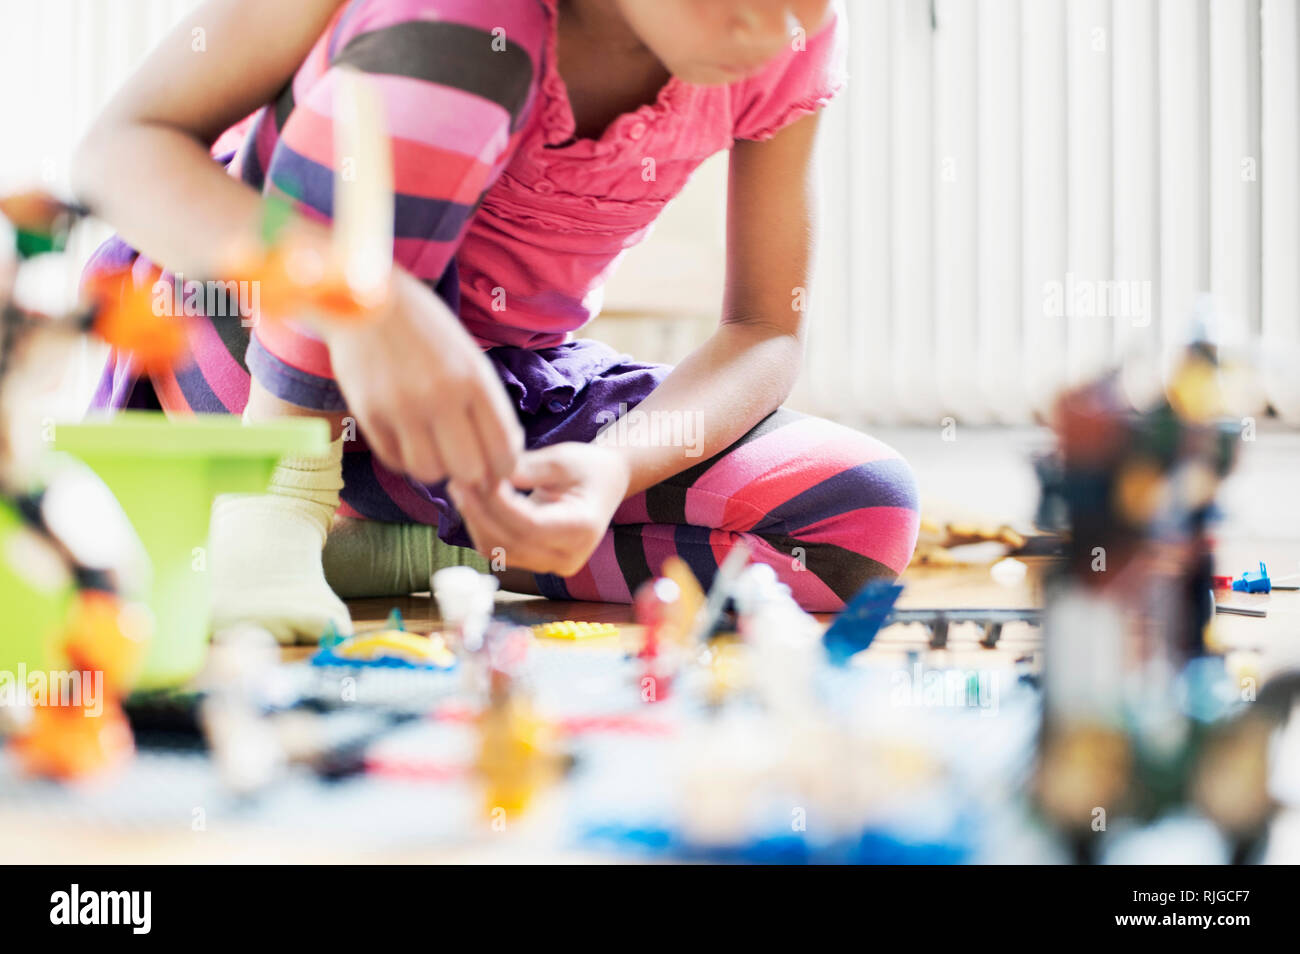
[674,63,753,86]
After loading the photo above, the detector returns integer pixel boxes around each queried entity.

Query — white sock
[209,436,352,645]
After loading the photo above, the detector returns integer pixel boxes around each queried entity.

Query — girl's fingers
[511,444,578,491]
[362,415,404,475]
[470,391,522,485]
[399,419,447,485]
[432,404,489,490]
[478,479,582,542]
[451,483,569,571]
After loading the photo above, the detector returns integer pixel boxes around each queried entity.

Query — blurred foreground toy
[822,580,903,665]
[686,544,751,643]
[313,613,457,671]
[10,591,152,779]
[199,625,285,793]
[0,203,160,778]
[1029,324,1284,861]
[1232,561,1271,593]
[56,414,327,687]
[225,69,394,328]
[2,189,328,690]
[661,556,705,644]
[0,190,83,258]
[634,577,685,703]
[475,668,565,821]
[0,190,190,377]
[531,620,619,641]
[432,566,498,653]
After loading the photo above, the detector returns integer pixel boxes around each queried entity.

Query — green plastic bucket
[53,411,328,688]
[0,499,76,686]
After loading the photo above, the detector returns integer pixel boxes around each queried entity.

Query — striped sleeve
[262,0,548,284]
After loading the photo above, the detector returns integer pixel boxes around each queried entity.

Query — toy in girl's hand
[224,68,394,327]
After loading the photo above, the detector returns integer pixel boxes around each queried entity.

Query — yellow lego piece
[531,620,620,641]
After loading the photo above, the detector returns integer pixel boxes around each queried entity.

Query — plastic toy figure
[475,668,563,821]
[1231,562,1271,594]
[1,191,155,779]
[1029,327,1276,860]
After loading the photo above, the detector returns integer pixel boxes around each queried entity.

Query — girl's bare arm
[612,110,821,495]
[72,0,345,275]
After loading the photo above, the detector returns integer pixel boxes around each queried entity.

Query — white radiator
[798,0,1300,426]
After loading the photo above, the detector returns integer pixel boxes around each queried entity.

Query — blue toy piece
[822,580,905,666]
[580,819,971,865]
[1232,561,1271,594]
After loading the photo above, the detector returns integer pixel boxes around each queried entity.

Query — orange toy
[83,266,189,376]
[226,239,386,328]
[10,590,151,780]
[63,590,150,689]
[11,696,134,781]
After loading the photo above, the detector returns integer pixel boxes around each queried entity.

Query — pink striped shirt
[216,0,847,352]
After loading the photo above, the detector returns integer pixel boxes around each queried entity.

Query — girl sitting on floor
[76,0,919,643]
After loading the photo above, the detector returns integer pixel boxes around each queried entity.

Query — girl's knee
[778,445,921,612]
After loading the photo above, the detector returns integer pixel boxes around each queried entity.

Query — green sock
[322,517,489,599]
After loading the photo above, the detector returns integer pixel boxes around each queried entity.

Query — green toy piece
[319,620,346,649]
[385,608,404,632]
[53,411,328,688]
[0,498,77,682]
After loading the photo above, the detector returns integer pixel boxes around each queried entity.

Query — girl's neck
[554,0,673,141]
[561,0,651,57]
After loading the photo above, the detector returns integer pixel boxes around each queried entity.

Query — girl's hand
[448,442,631,577]
[321,269,523,488]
